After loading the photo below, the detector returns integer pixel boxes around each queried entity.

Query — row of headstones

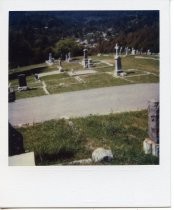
[45,52,72,66]
[119,46,152,56]
[45,45,152,67]
[114,43,152,76]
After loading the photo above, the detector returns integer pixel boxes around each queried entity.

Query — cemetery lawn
[9,75,46,99]
[43,73,130,94]
[122,56,159,75]
[9,54,159,99]
[17,110,159,166]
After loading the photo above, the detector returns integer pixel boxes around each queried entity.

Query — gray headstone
[83,49,88,68]
[148,99,159,144]
[119,46,123,55]
[18,74,27,87]
[58,58,62,67]
[115,43,119,57]
[83,49,88,59]
[8,87,16,102]
[68,52,71,61]
[125,47,129,55]
[49,53,52,62]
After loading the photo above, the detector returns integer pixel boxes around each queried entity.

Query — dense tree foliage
[9,11,159,68]
[53,39,83,59]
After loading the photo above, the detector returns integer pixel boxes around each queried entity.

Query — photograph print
[8,10,159,166]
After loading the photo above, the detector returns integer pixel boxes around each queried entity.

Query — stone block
[143,138,159,157]
[148,100,159,143]
[92,147,113,163]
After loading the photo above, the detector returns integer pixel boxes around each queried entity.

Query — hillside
[9,11,159,68]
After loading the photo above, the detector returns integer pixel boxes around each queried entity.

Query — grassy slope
[17,110,159,166]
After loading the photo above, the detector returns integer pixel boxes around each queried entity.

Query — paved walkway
[9,83,159,126]
[68,70,97,76]
[38,70,62,78]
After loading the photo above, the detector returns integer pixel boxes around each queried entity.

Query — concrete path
[9,83,159,126]
[38,70,62,78]
[68,70,97,76]
[9,152,35,166]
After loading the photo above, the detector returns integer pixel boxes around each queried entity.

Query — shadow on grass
[9,67,48,80]
[35,149,75,165]
[9,123,25,156]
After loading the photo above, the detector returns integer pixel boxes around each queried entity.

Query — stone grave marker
[46,52,54,65]
[83,49,89,68]
[68,52,72,62]
[114,43,122,76]
[147,49,151,55]
[140,48,143,55]
[119,46,123,55]
[88,58,92,69]
[131,48,136,55]
[125,47,129,56]
[143,99,159,157]
[8,87,16,102]
[18,74,28,91]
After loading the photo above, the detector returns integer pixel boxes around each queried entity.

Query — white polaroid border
[0,0,171,207]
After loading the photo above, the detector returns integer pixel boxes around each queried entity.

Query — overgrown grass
[17,110,159,165]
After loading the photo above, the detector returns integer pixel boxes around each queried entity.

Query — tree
[53,38,83,58]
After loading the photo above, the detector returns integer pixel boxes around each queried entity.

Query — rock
[58,66,64,72]
[143,138,159,157]
[67,120,74,128]
[119,72,127,77]
[92,148,113,163]
[60,116,70,120]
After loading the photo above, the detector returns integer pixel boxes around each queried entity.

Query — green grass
[62,61,83,71]
[15,88,45,99]
[41,73,69,81]
[122,56,159,74]
[9,75,45,99]
[10,75,39,87]
[91,54,114,61]
[43,73,130,94]
[17,110,159,165]
[94,65,114,72]
[128,74,159,83]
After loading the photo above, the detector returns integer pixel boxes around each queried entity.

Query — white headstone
[125,47,129,55]
[131,48,135,55]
